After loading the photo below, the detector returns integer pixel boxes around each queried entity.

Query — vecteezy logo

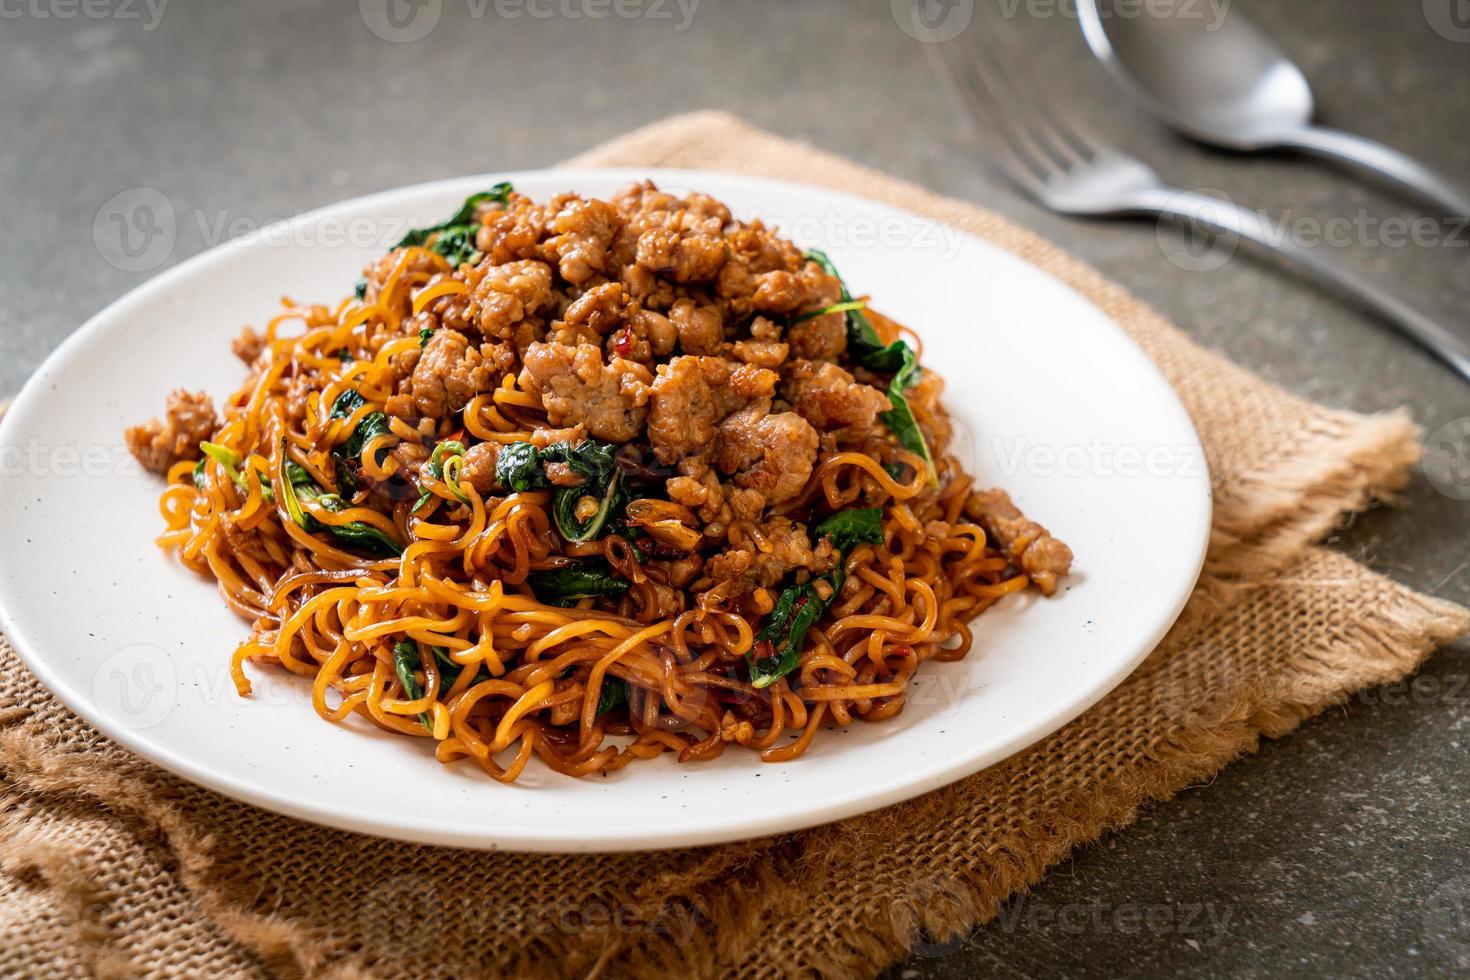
[891,0,975,43]
[360,0,442,42]
[92,187,175,273]
[1423,417,1470,500]
[1424,0,1470,42]
[1155,188,1240,273]
[361,874,444,958]
[90,644,177,730]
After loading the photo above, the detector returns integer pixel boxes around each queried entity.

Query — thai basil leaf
[496,440,624,542]
[330,389,392,497]
[815,507,883,553]
[746,571,843,690]
[432,646,463,687]
[542,441,621,542]
[802,249,883,349]
[495,441,549,492]
[745,507,887,688]
[392,639,432,730]
[852,338,911,376]
[279,453,403,557]
[527,562,630,607]
[877,345,937,485]
[393,183,515,267]
[595,676,627,717]
[802,250,935,483]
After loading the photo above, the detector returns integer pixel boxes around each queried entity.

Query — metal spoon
[1077,0,1470,219]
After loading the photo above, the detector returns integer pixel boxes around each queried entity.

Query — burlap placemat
[2,111,1466,979]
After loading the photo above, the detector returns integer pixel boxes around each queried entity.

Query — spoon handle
[1278,126,1470,221]
[1144,189,1470,381]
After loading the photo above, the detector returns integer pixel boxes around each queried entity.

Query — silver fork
[926,30,1470,383]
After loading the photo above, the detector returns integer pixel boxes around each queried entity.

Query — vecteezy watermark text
[0,0,168,29]
[892,0,1231,43]
[990,436,1208,481]
[359,0,700,43]
[92,186,973,274]
[1156,190,1470,274]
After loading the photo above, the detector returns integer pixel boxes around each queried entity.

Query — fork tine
[970,28,1107,165]
[969,30,1095,167]
[927,40,1051,197]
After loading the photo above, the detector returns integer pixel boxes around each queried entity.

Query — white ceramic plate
[0,169,1210,852]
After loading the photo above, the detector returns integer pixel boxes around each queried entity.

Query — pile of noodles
[156,246,1032,782]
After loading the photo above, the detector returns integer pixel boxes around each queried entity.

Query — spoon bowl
[1077,0,1470,218]
[1079,0,1313,147]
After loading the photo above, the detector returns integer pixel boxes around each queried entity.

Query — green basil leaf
[329,389,392,498]
[392,639,432,731]
[595,676,627,717]
[495,441,550,493]
[495,440,624,542]
[815,508,884,553]
[802,250,935,483]
[280,450,402,557]
[393,183,514,267]
[879,348,936,486]
[746,573,842,690]
[527,562,630,607]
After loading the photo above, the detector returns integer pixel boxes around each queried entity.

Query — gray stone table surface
[3,0,1468,976]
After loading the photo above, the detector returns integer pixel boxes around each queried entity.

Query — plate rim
[0,167,1212,851]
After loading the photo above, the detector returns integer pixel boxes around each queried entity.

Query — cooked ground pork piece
[611,308,678,363]
[518,342,652,443]
[668,298,724,355]
[782,360,890,434]
[715,408,819,505]
[410,329,509,418]
[389,441,430,482]
[460,442,500,493]
[474,195,552,267]
[563,281,628,337]
[471,259,555,341]
[231,326,266,364]
[666,467,728,525]
[125,389,218,474]
[964,488,1074,595]
[647,356,778,463]
[545,195,619,285]
[786,309,848,362]
[730,338,789,369]
[634,227,727,283]
[700,518,839,590]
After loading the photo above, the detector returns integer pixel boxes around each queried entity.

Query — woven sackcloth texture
[1,112,1466,979]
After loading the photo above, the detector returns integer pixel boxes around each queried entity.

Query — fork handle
[1142,189,1470,381]
[1275,126,1470,222]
